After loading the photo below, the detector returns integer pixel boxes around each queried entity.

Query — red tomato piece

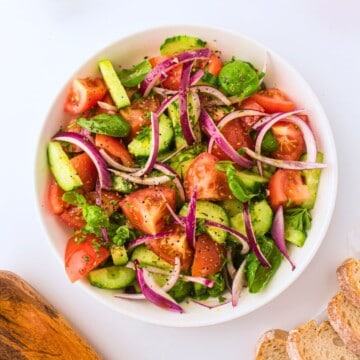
[120,186,176,235]
[207,53,223,76]
[268,169,311,210]
[86,190,122,217]
[184,153,232,201]
[149,55,183,90]
[70,153,97,192]
[64,77,107,115]
[191,233,224,277]
[146,225,194,271]
[48,177,69,215]
[250,88,296,113]
[65,233,110,282]
[119,97,160,139]
[95,134,134,167]
[236,98,265,132]
[271,121,305,161]
[210,119,253,161]
[58,206,86,230]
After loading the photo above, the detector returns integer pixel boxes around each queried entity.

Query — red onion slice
[231,259,247,307]
[243,147,326,170]
[140,48,211,97]
[271,205,296,270]
[97,101,117,112]
[109,168,171,185]
[204,220,250,254]
[154,162,185,203]
[185,186,197,249]
[135,263,184,313]
[226,247,237,279]
[192,294,232,309]
[114,293,146,300]
[127,231,173,251]
[217,110,267,130]
[52,132,112,190]
[100,149,140,173]
[179,61,197,145]
[161,256,181,292]
[191,85,232,106]
[200,108,253,168]
[243,202,271,267]
[132,112,159,177]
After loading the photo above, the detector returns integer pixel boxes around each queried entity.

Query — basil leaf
[77,114,130,137]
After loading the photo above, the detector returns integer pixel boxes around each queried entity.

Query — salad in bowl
[35,25,337,326]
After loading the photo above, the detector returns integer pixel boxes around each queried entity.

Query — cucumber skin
[89,266,135,290]
[130,245,172,270]
[160,35,206,56]
[48,141,83,191]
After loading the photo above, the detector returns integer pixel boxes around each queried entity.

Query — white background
[1,1,360,359]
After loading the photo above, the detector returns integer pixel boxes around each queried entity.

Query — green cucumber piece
[89,265,135,289]
[300,152,324,209]
[116,59,152,87]
[128,114,174,157]
[110,245,128,266]
[230,200,273,237]
[47,141,83,191]
[98,59,130,109]
[180,200,229,244]
[160,35,206,55]
[130,245,172,270]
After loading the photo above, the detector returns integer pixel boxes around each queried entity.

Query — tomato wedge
[146,225,193,271]
[65,233,110,282]
[184,153,232,201]
[95,134,134,167]
[250,88,296,113]
[149,55,183,90]
[236,98,265,132]
[192,233,225,277]
[207,53,223,76]
[268,169,311,210]
[271,121,305,161]
[120,186,176,235]
[70,153,97,192]
[64,77,107,114]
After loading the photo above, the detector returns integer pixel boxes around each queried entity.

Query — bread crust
[328,291,360,356]
[337,258,360,308]
[255,329,289,360]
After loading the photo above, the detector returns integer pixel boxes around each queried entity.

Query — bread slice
[337,258,360,308]
[328,291,360,355]
[255,329,290,359]
[286,320,359,359]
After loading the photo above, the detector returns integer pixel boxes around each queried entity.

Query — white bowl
[34,24,338,327]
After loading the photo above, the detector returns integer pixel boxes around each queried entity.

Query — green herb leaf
[117,59,152,87]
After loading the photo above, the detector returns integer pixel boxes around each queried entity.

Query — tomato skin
[64,77,107,115]
[120,186,176,235]
[268,169,311,210]
[236,98,265,132]
[95,134,134,167]
[48,177,68,215]
[184,153,232,201]
[65,233,110,282]
[207,53,223,76]
[70,153,97,192]
[146,225,193,271]
[271,121,305,161]
[192,233,224,277]
[86,190,122,217]
[58,206,86,230]
[211,119,253,161]
[250,88,296,113]
[119,97,160,139]
[149,56,183,90]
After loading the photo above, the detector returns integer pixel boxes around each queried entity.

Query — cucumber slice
[47,141,83,191]
[128,114,174,157]
[89,265,135,289]
[98,59,130,109]
[180,200,229,244]
[160,35,206,55]
[110,245,128,266]
[130,245,172,270]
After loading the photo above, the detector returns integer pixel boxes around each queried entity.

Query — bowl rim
[34,23,338,327]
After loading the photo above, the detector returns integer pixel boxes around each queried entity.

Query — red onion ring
[231,259,247,307]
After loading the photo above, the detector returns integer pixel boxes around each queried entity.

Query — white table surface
[1,1,360,359]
